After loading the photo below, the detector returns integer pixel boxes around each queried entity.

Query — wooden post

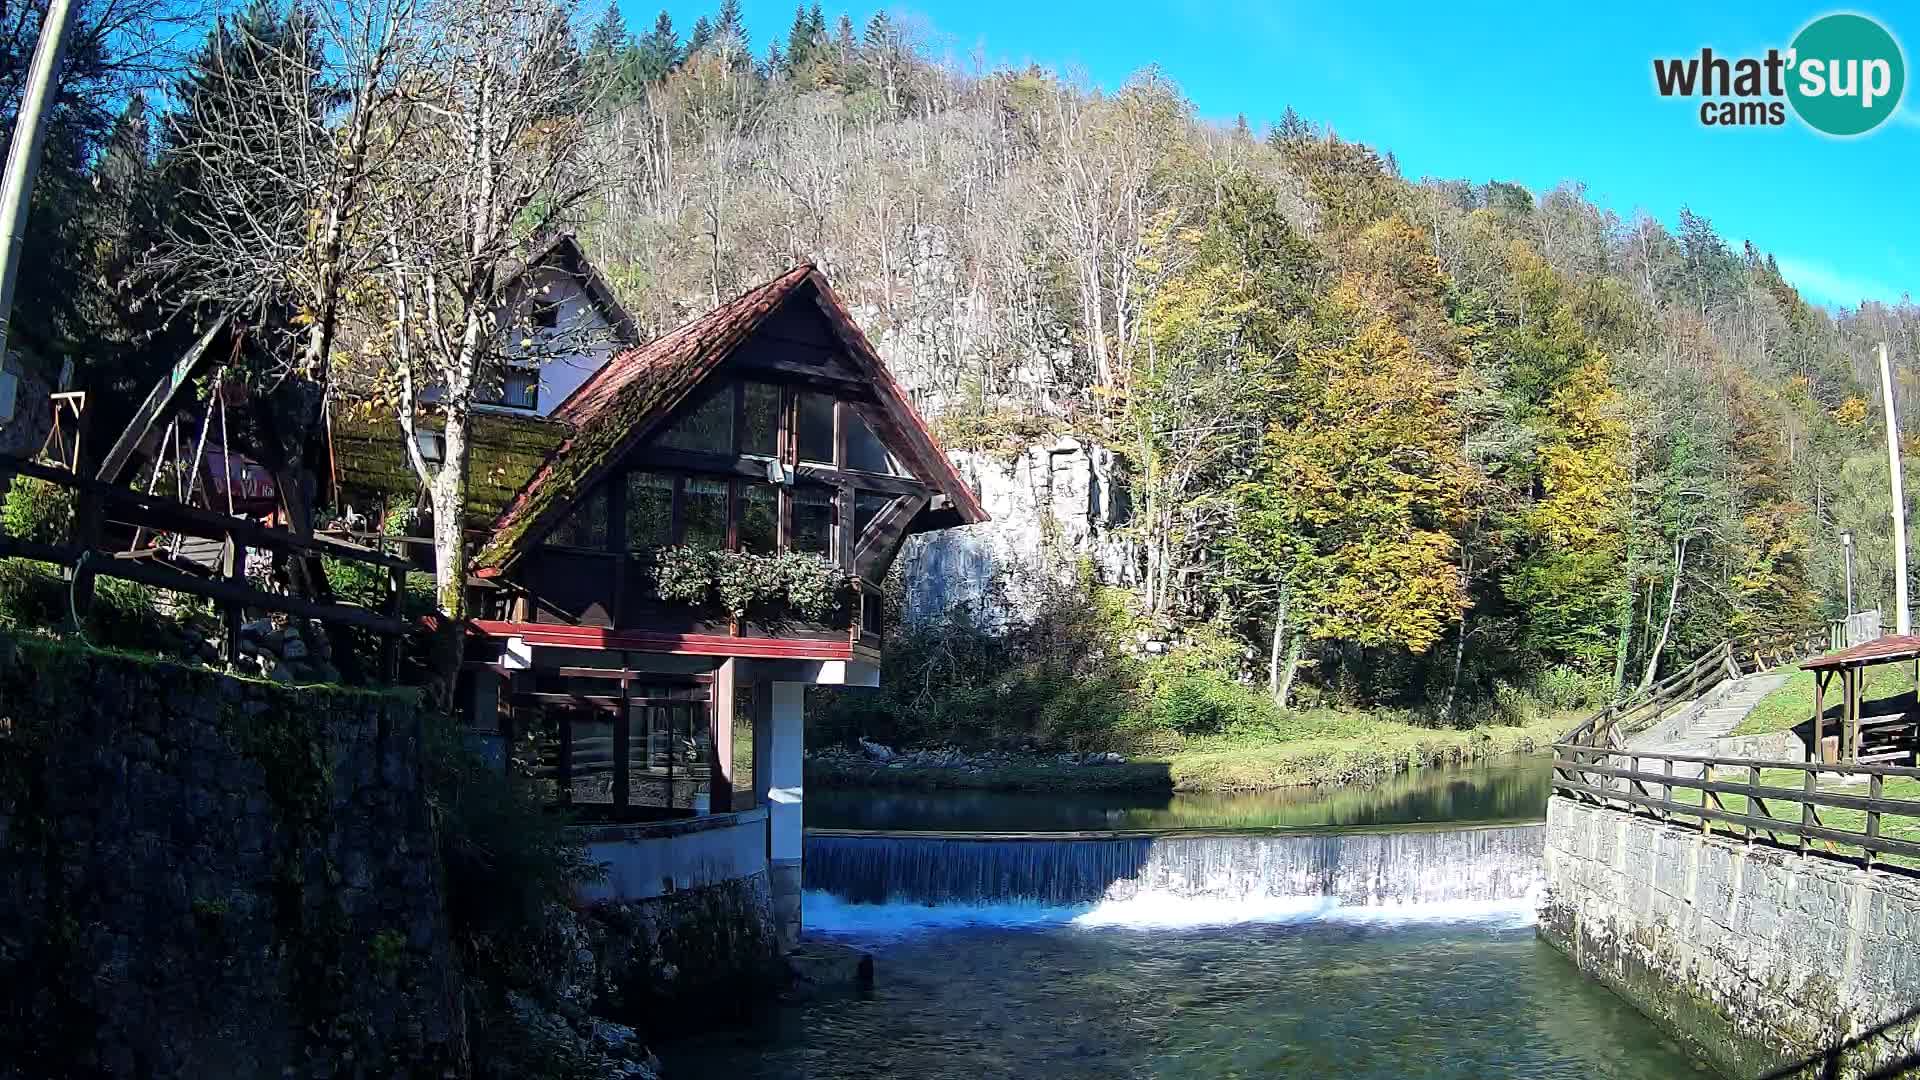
[1800,769,1817,854]
[557,710,573,805]
[1702,761,1714,836]
[382,564,404,682]
[708,658,735,813]
[221,536,245,667]
[1662,758,1674,822]
[1813,670,1826,763]
[613,677,630,814]
[67,483,101,626]
[1748,764,1763,843]
[1865,772,1882,871]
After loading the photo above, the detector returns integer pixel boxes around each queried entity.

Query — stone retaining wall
[0,635,463,1078]
[1540,796,1920,1078]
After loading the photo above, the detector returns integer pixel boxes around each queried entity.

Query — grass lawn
[1733,662,1918,736]
[1650,766,1920,871]
[808,711,1576,793]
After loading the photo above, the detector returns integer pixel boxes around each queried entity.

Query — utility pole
[1879,342,1911,636]
[0,0,79,369]
[1841,529,1856,617]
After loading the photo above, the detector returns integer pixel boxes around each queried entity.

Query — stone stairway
[1626,670,1791,775]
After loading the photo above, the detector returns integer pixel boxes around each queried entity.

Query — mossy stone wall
[1540,796,1920,1079]
[0,634,465,1078]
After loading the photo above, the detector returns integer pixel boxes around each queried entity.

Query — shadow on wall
[1755,1002,1920,1080]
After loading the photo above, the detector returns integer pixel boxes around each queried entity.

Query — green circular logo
[1787,13,1906,136]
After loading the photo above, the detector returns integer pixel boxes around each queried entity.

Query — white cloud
[1774,255,1910,308]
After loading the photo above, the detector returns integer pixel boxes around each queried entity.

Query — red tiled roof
[1802,634,1920,670]
[472,265,986,571]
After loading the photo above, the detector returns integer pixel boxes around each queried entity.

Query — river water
[807,755,1554,833]
[663,763,1719,1078]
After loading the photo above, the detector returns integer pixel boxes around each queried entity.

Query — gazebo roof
[1802,634,1920,671]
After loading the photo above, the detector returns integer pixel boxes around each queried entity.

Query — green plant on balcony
[641,546,849,623]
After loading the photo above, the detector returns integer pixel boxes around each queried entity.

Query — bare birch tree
[152,0,415,559]
[358,0,608,634]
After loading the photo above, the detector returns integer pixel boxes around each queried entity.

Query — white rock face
[903,438,1136,625]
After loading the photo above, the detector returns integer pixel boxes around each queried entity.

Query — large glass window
[625,471,674,549]
[742,383,781,458]
[479,365,539,410]
[796,392,836,464]
[739,483,778,554]
[658,385,734,454]
[854,491,893,539]
[791,486,835,556]
[845,411,894,474]
[548,486,608,549]
[683,478,729,549]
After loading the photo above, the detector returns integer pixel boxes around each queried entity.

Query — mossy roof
[329,410,569,529]
[472,265,986,572]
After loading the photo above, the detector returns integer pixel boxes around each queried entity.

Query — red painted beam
[470,619,853,660]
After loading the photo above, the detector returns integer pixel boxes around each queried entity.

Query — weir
[804,823,1545,908]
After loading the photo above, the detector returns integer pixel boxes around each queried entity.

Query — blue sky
[631,1,1920,309]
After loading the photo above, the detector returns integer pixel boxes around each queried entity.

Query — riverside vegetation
[9,0,1914,788]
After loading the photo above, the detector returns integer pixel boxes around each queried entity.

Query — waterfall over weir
[804,824,1546,912]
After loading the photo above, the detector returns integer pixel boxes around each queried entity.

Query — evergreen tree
[688,15,713,54]
[715,0,746,45]
[635,10,682,82]
[834,13,855,52]
[784,4,814,69]
[863,9,895,50]
[587,1,629,59]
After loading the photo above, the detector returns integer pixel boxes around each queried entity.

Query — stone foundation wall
[0,636,464,1079]
[570,873,785,1038]
[1540,796,1920,1078]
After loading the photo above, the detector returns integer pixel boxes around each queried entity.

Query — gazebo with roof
[1800,634,1920,765]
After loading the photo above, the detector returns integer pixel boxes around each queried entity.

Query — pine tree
[688,15,713,54]
[863,10,895,50]
[1273,104,1310,141]
[587,1,628,59]
[834,13,855,52]
[784,4,813,69]
[635,10,682,82]
[715,0,746,43]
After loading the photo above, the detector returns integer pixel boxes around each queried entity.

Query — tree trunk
[1611,568,1636,698]
[1276,634,1304,710]
[1268,584,1291,705]
[427,406,472,707]
[1639,539,1687,692]
[1444,612,1469,722]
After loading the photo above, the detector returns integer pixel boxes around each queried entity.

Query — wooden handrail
[0,454,412,668]
[1552,748,1920,871]
[0,454,409,570]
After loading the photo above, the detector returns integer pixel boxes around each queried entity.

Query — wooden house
[433,257,986,947]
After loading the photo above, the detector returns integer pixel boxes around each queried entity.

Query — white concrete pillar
[754,680,805,950]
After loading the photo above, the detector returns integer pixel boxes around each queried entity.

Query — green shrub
[1140,670,1278,736]
[1,474,73,546]
[426,710,598,985]
[1532,664,1611,711]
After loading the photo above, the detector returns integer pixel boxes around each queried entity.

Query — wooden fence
[1569,630,1830,753]
[0,453,411,674]
[1553,629,1919,873]
[1553,746,1920,872]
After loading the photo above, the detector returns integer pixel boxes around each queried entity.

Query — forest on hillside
[8,0,1920,741]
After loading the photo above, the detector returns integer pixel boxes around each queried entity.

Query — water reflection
[808,756,1554,833]
[664,917,1711,1079]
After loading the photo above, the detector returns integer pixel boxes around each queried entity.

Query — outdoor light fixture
[765,458,795,486]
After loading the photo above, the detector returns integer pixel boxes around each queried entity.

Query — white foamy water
[804,886,1540,941]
